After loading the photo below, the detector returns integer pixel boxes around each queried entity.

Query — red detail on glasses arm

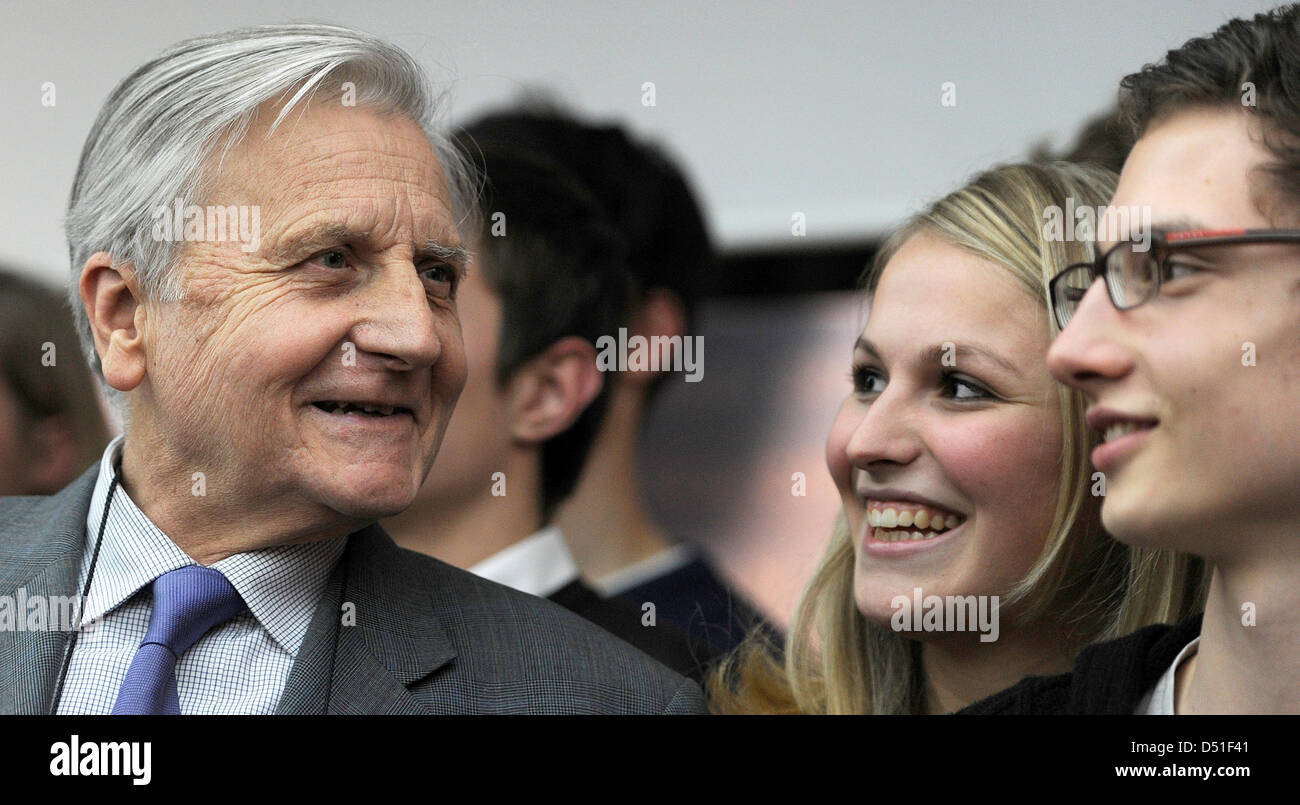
[1165,228,1248,241]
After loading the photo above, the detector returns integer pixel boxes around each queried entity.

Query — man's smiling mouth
[311,400,413,417]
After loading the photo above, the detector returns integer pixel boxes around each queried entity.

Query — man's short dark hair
[458,106,716,336]
[0,269,111,480]
[456,140,630,518]
[1118,3,1300,212]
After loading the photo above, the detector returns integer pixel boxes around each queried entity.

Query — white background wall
[0,0,1276,284]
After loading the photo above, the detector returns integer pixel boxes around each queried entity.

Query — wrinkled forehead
[208,101,459,241]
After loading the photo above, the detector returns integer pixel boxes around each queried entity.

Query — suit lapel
[0,467,453,716]
[0,465,97,714]
[276,524,456,715]
[272,552,345,714]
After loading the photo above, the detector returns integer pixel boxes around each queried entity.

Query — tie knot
[144,566,246,656]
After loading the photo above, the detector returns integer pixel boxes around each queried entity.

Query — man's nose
[1046,280,1133,391]
[348,264,445,371]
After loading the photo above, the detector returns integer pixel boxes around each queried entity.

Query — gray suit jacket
[0,465,706,714]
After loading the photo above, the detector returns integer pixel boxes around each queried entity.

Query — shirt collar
[467,525,580,598]
[1138,636,1200,715]
[590,543,695,597]
[78,435,346,655]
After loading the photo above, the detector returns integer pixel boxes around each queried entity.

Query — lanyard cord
[47,458,120,715]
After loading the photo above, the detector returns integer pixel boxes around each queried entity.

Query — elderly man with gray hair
[0,24,704,714]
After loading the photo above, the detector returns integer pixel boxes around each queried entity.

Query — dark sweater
[548,579,717,683]
[959,614,1204,714]
[617,557,772,654]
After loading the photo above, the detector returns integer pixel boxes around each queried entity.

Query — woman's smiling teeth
[866,501,965,542]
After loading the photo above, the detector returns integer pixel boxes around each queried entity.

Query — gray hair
[64,23,479,420]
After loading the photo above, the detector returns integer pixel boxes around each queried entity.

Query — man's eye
[941,373,992,401]
[316,249,350,270]
[420,263,456,298]
[1162,260,1202,282]
[851,366,885,396]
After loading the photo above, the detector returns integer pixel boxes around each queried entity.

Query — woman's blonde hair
[710,162,1206,714]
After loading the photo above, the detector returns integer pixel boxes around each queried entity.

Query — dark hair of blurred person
[0,269,110,495]
[457,105,767,654]
[1033,108,1135,175]
[383,144,712,679]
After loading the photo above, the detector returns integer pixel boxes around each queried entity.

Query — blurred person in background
[1033,107,1135,175]
[711,162,1205,714]
[384,144,712,680]
[0,269,110,495]
[459,106,767,654]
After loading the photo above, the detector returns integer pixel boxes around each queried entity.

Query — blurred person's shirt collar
[591,543,695,598]
[469,525,579,598]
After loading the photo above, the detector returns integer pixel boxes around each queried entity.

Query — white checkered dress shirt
[56,436,346,715]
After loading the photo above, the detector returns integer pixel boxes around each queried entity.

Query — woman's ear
[79,252,147,393]
[505,336,604,445]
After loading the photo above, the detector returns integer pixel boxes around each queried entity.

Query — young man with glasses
[964,5,1300,714]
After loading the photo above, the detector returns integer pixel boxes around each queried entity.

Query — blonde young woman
[711,162,1205,714]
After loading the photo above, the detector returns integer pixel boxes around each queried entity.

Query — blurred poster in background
[641,291,865,628]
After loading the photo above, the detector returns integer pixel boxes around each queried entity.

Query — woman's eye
[851,366,885,396]
[941,373,992,401]
[420,263,456,298]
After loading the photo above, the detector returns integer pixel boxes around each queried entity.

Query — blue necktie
[112,566,246,715]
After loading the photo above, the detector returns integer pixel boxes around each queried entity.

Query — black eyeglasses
[1048,228,1300,331]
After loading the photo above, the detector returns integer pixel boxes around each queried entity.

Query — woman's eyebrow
[922,342,1022,377]
[853,336,881,361]
[855,336,1020,377]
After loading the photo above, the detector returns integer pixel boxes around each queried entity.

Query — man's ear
[505,336,604,445]
[626,288,687,386]
[79,252,147,393]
